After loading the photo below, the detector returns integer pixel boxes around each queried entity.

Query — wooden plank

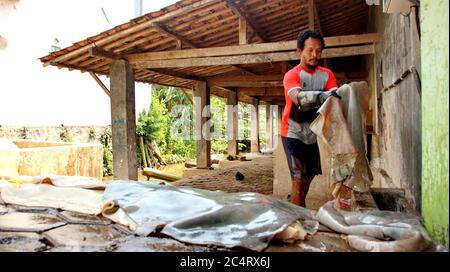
[89,72,111,97]
[133,44,375,68]
[127,33,380,62]
[43,0,220,66]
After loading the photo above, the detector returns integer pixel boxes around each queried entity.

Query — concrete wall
[0,125,110,143]
[0,139,103,180]
[421,0,449,248]
[365,4,422,211]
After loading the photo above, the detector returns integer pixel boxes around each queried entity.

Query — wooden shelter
[40,0,380,180]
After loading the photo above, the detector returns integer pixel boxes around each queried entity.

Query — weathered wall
[0,125,110,143]
[421,0,449,248]
[15,140,103,180]
[366,4,422,211]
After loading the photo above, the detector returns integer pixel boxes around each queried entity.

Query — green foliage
[99,127,113,176]
[137,92,170,153]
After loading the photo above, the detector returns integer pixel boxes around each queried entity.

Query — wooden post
[109,60,138,180]
[227,91,238,156]
[194,81,211,168]
[250,98,260,153]
[266,104,274,150]
[277,105,283,135]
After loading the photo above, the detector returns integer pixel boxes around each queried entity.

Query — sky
[0,0,178,126]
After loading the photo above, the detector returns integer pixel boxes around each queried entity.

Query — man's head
[296,30,325,70]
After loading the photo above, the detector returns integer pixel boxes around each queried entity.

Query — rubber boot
[291,176,314,207]
[291,179,302,206]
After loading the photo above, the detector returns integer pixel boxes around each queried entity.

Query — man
[281,30,340,207]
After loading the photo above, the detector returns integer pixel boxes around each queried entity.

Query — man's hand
[319,90,341,104]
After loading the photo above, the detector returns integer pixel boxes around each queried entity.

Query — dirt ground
[172,154,333,211]
[173,156,274,195]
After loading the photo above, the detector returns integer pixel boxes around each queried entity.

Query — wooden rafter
[151,22,198,48]
[226,0,267,42]
[147,68,206,82]
[43,0,220,66]
[308,0,314,29]
[151,21,256,75]
[314,0,323,34]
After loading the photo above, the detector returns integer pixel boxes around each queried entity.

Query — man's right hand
[319,90,341,104]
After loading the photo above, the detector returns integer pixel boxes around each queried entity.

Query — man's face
[297,37,323,69]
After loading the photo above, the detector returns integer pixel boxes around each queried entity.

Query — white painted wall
[0,0,177,126]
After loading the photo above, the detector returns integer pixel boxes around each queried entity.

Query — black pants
[281,136,322,180]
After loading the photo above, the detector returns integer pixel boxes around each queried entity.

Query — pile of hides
[310,82,373,201]
[101,181,317,251]
[316,201,432,252]
[0,177,435,252]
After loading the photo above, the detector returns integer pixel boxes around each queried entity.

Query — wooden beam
[148,68,206,82]
[308,0,314,30]
[239,15,247,45]
[89,47,123,60]
[89,72,111,97]
[238,87,284,96]
[226,0,267,42]
[43,0,220,66]
[133,44,375,68]
[152,20,255,75]
[208,74,283,82]
[127,33,381,62]
[181,88,193,105]
[211,81,283,88]
[314,0,323,34]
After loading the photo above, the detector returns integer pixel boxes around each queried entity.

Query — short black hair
[297,30,325,50]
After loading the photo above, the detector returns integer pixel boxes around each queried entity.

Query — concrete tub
[1,139,103,180]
